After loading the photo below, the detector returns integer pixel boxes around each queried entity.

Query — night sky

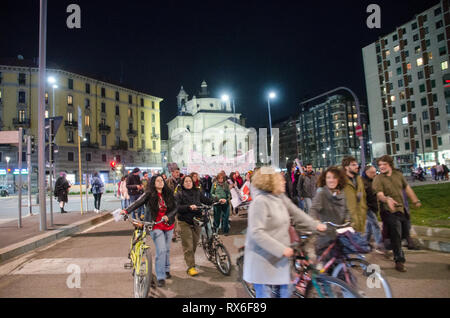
[1,0,438,139]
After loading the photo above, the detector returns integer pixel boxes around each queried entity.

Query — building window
[405,142,410,151]
[395,56,400,63]
[85,98,90,109]
[412,22,417,30]
[435,106,439,116]
[439,46,447,56]
[393,34,398,42]
[68,131,74,144]
[425,139,431,148]
[101,135,106,146]
[68,79,73,90]
[45,110,49,118]
[101,118,106,125]
[422,111,428,120]
[128,108,132,118]
[436,122,441,131]
[417,71,424,80]
[141,125,145,134]
[140,98,144,107]
[435,7,442,16]
[393,119,398,127]
[152,101,155,109]
[141,112,144,121]
[411,101,415,109]
[128,95,132,104]
[45,92,49,104]
[101,102,106,113]
[396,144,400,151]
[85,133,90,143]
[152,114,155,122]
[67,112,73,122]
[18,109,26,121]
[85,115,90,127]
[415,46,421,54]
[433,95,438,103]
[438,33,445,42]
[416,58,423,66]
[398,79,403,87]
[18,91,26,103]
[394,45,399,52]
[115,91,120,101]
[18,73,26,85]
[68,95,73,106]
[396,67,402,75]
[102,154,106,162]
[438,137,442,146]
[115,105,119,116]
[115,119,119,129]
[413,34,419,41]
[153,141,156,149]
[101,87,106,98]
[415,140,419,149]
[401,104,406,112]
[436,20,443,29]
[421,97,427,106]
[419,84,425,93]
[86,153,91,162]
[68,152,74,161]
[85,83,90,94]
[152,127,156,135]
[441,61,448,70]
[403,128,409,137]
[424,124,430,134]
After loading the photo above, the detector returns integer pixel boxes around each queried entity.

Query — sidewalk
[0,210,113,264]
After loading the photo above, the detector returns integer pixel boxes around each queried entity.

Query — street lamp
[221,94,238,158]
[5,156,10,187]
[47,77,58,117]
[267,91,276,161]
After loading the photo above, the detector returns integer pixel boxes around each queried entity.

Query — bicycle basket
[337,231,371,254]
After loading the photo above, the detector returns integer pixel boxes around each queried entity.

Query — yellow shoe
[187,267,199,276]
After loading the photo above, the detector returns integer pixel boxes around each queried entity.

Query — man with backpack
[91,172,105,213]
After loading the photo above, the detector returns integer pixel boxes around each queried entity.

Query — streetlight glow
[221,94,230,102]
[52,84,58,89]
[269,92,276,99]
[47,76,56,84]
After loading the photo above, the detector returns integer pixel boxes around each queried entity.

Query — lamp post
[267,92,276,163]
[221,94,238,160]
[5,156,10,188]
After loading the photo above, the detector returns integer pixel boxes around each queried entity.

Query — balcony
[13,118,31,128]
[98,124,111,134]
[127,129,138,137]
[81,141,99,149]
[112,141,128,151]
[64,120,78,128]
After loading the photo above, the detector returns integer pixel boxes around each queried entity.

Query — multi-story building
[297,95,370,169]
[272,115,300,170]
[0,58,163,185]
[363,0,450,172]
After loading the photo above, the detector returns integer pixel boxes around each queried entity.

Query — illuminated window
[386,50,390,56]
[416,58,423,66]
[428,52,433,60]
[391,95,396,102]
[407,63,411,70]
[394,45,400,52]
[85,115,90,127]
[402,116,408,125]
[45,110,49,118]
[394,120,398,127]
[67,112,73,122]
[442,61,448,70]
[389,71,393,78]
[45,92,49,104]
[67,95,73,105]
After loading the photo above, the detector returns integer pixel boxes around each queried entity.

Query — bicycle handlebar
[126,215,166,227]
[323,221,351,228]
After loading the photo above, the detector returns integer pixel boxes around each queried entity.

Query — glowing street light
[267,91,276,160]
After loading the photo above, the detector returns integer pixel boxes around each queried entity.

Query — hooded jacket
[175,187,215,225]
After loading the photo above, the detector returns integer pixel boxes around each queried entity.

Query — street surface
[0,213,449,298]
[0,193,121,224]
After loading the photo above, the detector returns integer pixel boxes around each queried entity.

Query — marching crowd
[52,154,425,297]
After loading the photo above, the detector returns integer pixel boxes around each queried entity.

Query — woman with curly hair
[122,175,177,287]
[243,167,326,298]
[309,166,351,255]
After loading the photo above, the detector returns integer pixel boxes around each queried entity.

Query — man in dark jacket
[363,165,384,253]
[201,174,213,198]
[285,161,299,205]
[54,172,71,213]
[126,167,144,219]
[297,163,318,213]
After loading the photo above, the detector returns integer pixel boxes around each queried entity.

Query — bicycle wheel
[201,231,214,261]
[236,255,255,298]
[214,243,232,276]
[305,275,361,298]
[133,248,152,298]
[332,258,393,298]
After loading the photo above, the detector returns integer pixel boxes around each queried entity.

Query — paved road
[0,194,122,224]
[0,213,449,298]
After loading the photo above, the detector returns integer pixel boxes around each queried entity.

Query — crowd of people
[52,153,434,297]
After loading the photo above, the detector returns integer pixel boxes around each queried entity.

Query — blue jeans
[213,203,230,234]
[254,284,291,298]
[297,196,304,210]
[150,229,174,281]
[121,198,129,210]
[365,210,383,246]
[129,194,144,219]
[303,197,312,214]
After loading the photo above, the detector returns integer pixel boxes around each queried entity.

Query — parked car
[0,185,10,197]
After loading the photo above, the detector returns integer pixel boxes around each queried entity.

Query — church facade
[167,81,253,174]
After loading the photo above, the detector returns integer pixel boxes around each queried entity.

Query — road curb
[410,225,450,253]
[0,212,113,264]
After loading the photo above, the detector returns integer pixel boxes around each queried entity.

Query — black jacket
[285,171,300,205]
[126,174,142,196]
[362,176,379,214]
[175,188,215,225]
[201,177,213,193]
[126,191,177,224]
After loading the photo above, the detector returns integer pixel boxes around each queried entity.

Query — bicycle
[122,214,165,298]
[313,221,393,298]
[193,203,232,276]
[236,229,361,298]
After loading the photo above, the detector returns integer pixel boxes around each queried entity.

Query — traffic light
[110,160,116,171]
[49,143,56,163]
[30,136,35,154]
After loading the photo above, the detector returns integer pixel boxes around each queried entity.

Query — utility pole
[49,119,54,226]
[18,128,23,229]
[27,135,32,216]
[38,0,48,231]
